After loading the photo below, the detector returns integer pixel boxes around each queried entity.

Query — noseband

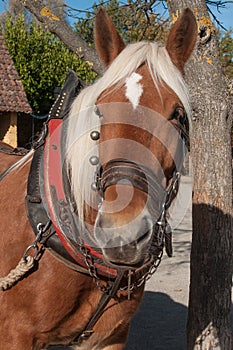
[95,159,167,216]
[93,156,180,259]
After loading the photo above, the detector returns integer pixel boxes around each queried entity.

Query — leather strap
[71,270,125,345]
[0,144,29,181]
[100,159,166,216]
[0,144,28,156]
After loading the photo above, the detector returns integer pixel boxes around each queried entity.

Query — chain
[79,244,111,293]
[77,218,166,294]
[120,248,164,293]
[80,238,164,295]
[137,249,164,287]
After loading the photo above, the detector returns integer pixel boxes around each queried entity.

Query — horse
[0,8,197,350]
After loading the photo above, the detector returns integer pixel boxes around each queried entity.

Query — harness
[1,70,187,345]
[0,145,28,156]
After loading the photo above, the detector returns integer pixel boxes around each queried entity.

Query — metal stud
[94,106,103,118]
[90,131,100,141]
[91,182,98,191]
[89,156,99,166]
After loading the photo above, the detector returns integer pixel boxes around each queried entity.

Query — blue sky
[0,0,232,30]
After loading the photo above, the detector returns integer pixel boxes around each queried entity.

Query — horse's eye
[170,107,184,122]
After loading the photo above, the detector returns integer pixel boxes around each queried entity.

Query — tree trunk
[18,0,104,75]
[166,0,233,349]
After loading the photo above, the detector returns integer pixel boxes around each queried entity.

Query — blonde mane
[66,41,191,222]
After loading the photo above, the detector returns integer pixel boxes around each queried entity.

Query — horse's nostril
[94,211,153,249]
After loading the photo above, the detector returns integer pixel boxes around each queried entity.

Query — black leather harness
[25,70,94,275]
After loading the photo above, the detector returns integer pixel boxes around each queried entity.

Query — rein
[0,144,28,156]
[0,145,30,181]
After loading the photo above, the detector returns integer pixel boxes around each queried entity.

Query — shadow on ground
[50,291,188,350]
[125,291,187,350]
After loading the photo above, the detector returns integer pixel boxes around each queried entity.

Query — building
[0,32,32,148]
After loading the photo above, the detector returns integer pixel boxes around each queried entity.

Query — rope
[0,256,35,291]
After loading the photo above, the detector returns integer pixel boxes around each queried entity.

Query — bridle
[91,105,188,218]
[91,102,189,256]
[89,104,189,254]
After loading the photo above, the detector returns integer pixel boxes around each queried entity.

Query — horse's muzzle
[94,213,153,268]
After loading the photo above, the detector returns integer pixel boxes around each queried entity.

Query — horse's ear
[166,8,197,73]
[94,8,125,67]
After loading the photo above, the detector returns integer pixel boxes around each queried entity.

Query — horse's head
[67,8,197,269]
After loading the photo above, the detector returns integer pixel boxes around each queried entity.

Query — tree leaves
[3,13,96,114]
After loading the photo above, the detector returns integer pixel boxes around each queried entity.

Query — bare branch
[207,5,227,30]
[18,0,104,75]
[206,0,233,30]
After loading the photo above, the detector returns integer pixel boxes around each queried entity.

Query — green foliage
[219,29,233,79]
[74,0,168,46]
[3,14,96,114]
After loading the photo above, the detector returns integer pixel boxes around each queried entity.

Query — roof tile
[0,33,32,113]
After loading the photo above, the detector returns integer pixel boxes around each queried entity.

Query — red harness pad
[44,119,117,278]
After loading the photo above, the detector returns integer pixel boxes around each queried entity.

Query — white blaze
[125,72,143,109]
